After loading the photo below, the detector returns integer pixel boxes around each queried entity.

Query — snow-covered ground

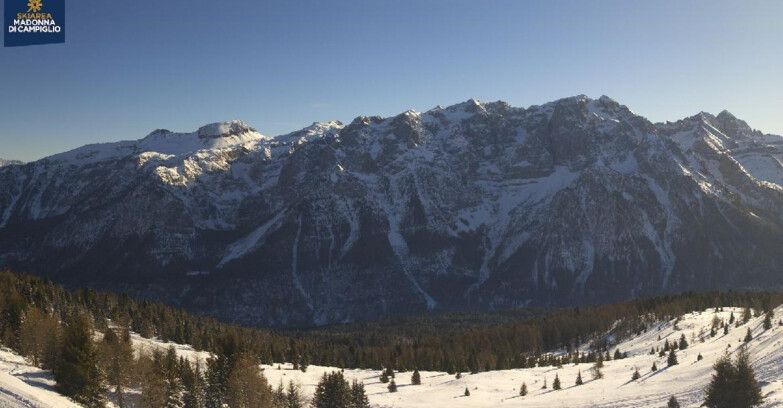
[1,306,782,407]
[262,306,783,408]
[0,348,80,408]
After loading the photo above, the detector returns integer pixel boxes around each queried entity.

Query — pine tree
[542,377,547,389]
[520,382,527,396]
[667,349,678,367]
[312,371,351,408]
[631,368,640,381]
[100,326,134,408]
[679,334,688,350]
[734,348,763,408]
[464,387,470,396]
[225,352,272,408]
[411,369,421,385]
[667,395,680,408]
[379,370,389,383]
[651,361,658,372]
[697,353,704,361]
[743,307,752,324]
[272,381,286,408]
[575,370,583,385]
[55,313,106,408]
[763,313,772,330]
[285,380,305,408]
[592,356,603,379]
[204,354,229,408]
[704,354,738,408]
[724,325,729,335]
[552,373,561,390]
[744,328,753,342]
[387,380,397,393]
[181,359,205,408]
[729,312,735,324]
[614,348,622,360]
[349,379,371,408]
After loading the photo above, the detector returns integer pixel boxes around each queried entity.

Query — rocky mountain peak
[197,120,255,139]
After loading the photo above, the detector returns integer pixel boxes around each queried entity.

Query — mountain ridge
[1,95,783,327]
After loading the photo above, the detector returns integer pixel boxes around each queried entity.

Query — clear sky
[1,0,781,162]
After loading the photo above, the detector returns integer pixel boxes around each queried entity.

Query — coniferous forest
[0,269,779,406]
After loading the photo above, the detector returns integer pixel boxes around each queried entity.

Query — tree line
[0,269,779,406]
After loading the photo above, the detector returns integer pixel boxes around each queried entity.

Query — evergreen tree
[542,376,547,389]
[100,326,134,408]
[729,312,735,324]
[724,325,729,335]
[312,371,351,408]
[225,352,272,408]
[679,334,688,350]
[272,381,286,408]
[411,369,421,385]
[379,370,389,383]
[575,370,583,385]
[734,348,763,408]
[464,387,470,396]
[349,379,371,408]
[181,359,205,408]
[763,313,772,330]
[285,380,305,408]
[552,373,561,390]
[651,362,658,372]
[667,396,680,408]
[632,368,640,381]
[387,380,397,393]
[614,348,622,360]
[591,356,604,379]
[204,354,229,408]
[704,354,738,408]
[698,353,704,361]
[19,307,60,369]
[667,349,678,367]
[744,328,753,342]
[743,307,752,324]
[55,313,106,408]
[520,382,527,396]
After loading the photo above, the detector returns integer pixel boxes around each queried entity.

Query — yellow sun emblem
[27,0,43,12]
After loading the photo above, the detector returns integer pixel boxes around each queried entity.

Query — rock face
[1,96,783,327]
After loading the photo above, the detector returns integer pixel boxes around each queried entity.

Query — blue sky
[1,0,781,162]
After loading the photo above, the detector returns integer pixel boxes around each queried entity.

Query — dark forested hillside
[2,269,781,375]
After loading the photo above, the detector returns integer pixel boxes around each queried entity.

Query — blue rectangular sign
[4,0,65,47]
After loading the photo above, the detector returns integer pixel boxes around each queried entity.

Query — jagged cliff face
[1,96,782,327]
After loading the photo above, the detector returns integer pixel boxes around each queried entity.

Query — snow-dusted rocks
[1,96,783,327]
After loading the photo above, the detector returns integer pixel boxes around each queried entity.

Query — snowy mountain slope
[0,348,81,408]
[1,96,783,326]
[1,306,780,408]
[259,306,783,408]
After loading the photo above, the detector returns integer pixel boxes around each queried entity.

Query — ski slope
[1,306,782,407]
[262,306,783,408]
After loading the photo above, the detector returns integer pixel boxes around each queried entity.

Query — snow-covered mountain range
[0,159,23,167]
[1,95,783,327]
